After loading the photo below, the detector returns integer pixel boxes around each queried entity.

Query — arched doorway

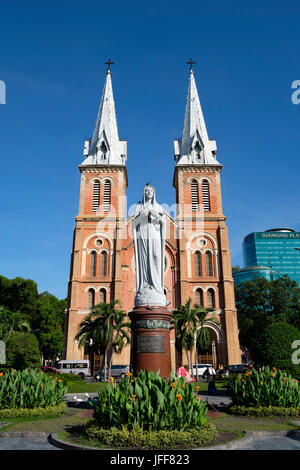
[197,323,221,369]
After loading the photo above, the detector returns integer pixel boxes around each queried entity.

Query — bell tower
[63,62,128,360]
[173,62,241,366]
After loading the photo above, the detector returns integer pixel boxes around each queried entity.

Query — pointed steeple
[174,66,219,166]
[81,63,126,166]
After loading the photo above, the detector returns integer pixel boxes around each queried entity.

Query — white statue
[132,184,167,307]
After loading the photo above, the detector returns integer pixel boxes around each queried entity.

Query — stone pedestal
[129,306,172,379]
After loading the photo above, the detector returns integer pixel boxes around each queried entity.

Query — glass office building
[232,265,280,285]
[243,228,300,285]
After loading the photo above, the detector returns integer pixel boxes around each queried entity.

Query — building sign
[137,335,165,353]
[258,232,300,239]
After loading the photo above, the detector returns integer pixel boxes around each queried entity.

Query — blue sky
[0,0,299,299]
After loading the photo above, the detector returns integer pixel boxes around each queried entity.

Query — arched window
[90,251,97,277]
[195,288,204,307]
[100,141,107,161]
[88,288,95,308]
[202,179,210,212]
[99,288,106,303]
[92,180,100,212]
[194,141,202,162]
[207,289,215,308]
[194,251,202,277]
[103,180,111,212]
[205,251,213,277]
[191,179,199,212]
[100,251,108,277]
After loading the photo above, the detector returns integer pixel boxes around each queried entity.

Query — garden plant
[85,369,217,448]
[227,365,300,416]
[0,368,67,416]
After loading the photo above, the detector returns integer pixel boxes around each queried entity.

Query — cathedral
[62,61,241,371]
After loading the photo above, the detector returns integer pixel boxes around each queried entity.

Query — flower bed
[0,369,68,409]
[92,370,209,431]
[84,370,218,448]
[227,366,300,409]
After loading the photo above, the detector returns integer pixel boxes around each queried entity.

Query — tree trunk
[104,348,108,382]
[108,346,114,380]
[195,344,199,382]
[190,350,193,377]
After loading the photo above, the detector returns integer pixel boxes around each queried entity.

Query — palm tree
[75,300,127,380]
[75,316,105,376]
[171,298,199,374]
[194,304,219,380]
[107,310,131,379]
[0,307,31,342]
[171,298,218,380]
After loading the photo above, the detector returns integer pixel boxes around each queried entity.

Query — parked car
[190,364,216,378]
[40,366,62,374]
[56,360,90,378]
[228,364,247,374]
[95,364,130,381]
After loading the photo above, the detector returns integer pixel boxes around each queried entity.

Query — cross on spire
[105,58,114,72]
[187,58,195,71]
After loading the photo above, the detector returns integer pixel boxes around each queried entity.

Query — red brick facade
[62,162,241,370]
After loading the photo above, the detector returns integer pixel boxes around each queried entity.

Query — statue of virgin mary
[132,183,167,307]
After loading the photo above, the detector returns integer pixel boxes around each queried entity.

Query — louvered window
[207,289,215,308]
[195,251,202,277]
[191,180,199,212]
[88,289,95,308]
[92,180,100,212]
[103,180,111,212]
[195,288,204,307]
[202,180,210,212]
[99,288,106,303]
[205,251,213,277]
[100,251,108,277]
[90,251,97,277]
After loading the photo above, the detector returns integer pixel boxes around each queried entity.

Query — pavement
[1,396,299,451]
[0,437,60,450]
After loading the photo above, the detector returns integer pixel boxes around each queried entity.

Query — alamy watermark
[0,340,5,365]
[291,80,300,104]
[292,340,300,365]
[0,80,6,104]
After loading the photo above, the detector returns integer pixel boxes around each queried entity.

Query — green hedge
[229,405,300,417]
[0,402,67,419]
[85,422,218,449]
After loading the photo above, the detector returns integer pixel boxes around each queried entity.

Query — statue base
[129,306,172,380]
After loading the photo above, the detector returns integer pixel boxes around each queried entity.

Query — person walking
[177,363,187,379]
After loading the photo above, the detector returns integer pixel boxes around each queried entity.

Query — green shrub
[227,365,300,407]
[0,402,67,418]
[229,405,300,417]
[85,422,218,449]
[91,370,208,431]
[260,322,300,380]
[6,332,41,369]
[0,369,67,409]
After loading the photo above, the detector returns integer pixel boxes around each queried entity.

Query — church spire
[174,64,219,166]
[81,61,127,166]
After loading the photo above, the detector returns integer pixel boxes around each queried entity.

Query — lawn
[67,382,108,394]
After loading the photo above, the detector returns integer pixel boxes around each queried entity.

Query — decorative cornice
[175,165,222,173]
